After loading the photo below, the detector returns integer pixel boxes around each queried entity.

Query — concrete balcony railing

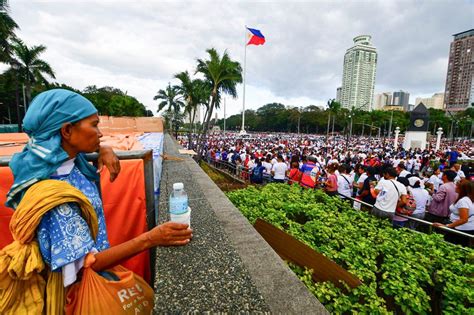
[153,134,327,313]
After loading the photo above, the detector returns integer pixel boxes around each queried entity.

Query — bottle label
[169,197,188,214]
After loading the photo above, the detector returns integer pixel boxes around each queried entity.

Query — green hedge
[227,184,473,314]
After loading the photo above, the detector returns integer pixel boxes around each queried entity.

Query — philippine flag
[246,27,265,46]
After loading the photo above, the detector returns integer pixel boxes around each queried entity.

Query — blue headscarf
[6,89,100,209]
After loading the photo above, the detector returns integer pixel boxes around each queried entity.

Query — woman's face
[67,113,102,154]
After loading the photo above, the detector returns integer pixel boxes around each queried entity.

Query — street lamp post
[223,97,226,135]
[349,114,353,139]
[388,110,394,139]
[346,114,352,152]
[10,60,22,132]
[435,127,443,152]
[394,127,400,150]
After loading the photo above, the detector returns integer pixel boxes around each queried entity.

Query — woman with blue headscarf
[1,89,192,313]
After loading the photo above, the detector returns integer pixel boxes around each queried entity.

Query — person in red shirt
[299,156,319,189]
[287,160,301,185]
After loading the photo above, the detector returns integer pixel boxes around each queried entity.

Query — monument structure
[403,103,429,150]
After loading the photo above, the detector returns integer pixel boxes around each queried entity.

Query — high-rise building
[340,35,377,111]
[336,87,342,103]
[392,90,410,111]
[373,92,392,110]
[415,93,445,110]
[444,29,474,111]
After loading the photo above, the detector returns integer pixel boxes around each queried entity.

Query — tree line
[0,0,151,128]
[216,101,474,139]
[155,47,472,143]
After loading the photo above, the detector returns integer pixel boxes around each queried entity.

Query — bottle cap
[173,182,184,190]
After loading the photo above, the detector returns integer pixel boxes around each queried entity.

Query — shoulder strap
[390,180,400,197]
[342,174,351,186]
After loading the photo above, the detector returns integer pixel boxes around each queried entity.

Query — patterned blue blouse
[37,166,110,271]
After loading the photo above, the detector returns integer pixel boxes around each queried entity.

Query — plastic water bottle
[169,183,191,225]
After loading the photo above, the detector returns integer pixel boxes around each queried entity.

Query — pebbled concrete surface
[153,134,327,314]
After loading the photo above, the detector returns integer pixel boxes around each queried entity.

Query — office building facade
[373,92,392,110]
[392,90,410,111]
[336,87,342,103]
[444,29,474,111]
[415,93,445,110]
[340,35,377,111]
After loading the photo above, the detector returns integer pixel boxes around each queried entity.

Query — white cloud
[9,0,473,116]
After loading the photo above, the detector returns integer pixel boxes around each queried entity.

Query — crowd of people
[180,132,474,245]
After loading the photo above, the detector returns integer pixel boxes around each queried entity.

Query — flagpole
[240,26,247,135]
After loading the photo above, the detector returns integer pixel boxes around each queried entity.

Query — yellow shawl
[0,180,98,315]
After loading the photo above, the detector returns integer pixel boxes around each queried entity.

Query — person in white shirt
[452,163,466,184]
[433,179,474,246]
[413,159,422,175]
[337,164,353,199]
[328,157,338,166]
[271,155,288,183]
[371,167,408,220]
[355,166,368,196]
[426,168,443,192]
[397,162,411,178]
[407,177,430,229]
[333,163,341,176]
[262,156,273,175]
[392,158,400,168]
[240,150,246,162]
[406,158,414,173]
[247,158,255,170]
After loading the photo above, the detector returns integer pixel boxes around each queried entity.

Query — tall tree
[10,39,55,105]
[154,83,184,136]
[195,48,242,158]
[175,71,210,148]
[0,0,18,63]
[328,99,341,135]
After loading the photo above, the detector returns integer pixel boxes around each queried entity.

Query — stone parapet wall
[153,134,327,314]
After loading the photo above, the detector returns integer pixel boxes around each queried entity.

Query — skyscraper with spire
[340,35,377,111]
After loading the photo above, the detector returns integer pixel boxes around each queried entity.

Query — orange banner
[0,159,150,281]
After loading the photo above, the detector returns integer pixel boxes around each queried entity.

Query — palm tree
[327,99,341,136]
[175,71,210,148]
[10,39,55,105]
[154,83,184,136]
[0,0,18,63]
[162,109,186,138]
[195,48,242,158]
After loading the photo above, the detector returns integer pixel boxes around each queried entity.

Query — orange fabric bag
[65,254,154,315]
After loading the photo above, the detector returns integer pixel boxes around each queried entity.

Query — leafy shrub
[227,184,474,314]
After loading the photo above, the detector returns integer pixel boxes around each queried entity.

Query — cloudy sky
[9,0,474,118]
